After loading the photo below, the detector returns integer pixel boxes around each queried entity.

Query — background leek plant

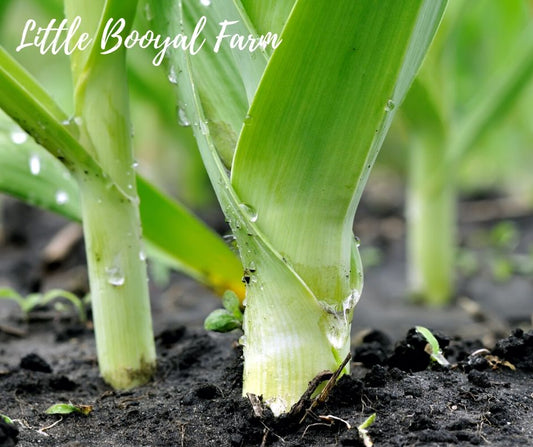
[0,0,245,389]
[399,0,533,305]
[149,0,447,415]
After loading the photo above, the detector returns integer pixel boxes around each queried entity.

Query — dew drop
[177,107,191,127]
[239,203,258,223]
[244,115,253,125]
[223,234,236,243]
[62,116,82,138]
[200,0,211,5]
[29,154,41,175]
[248,260,256,271]
[143,3,153,20]
[10,127,28,145]
[223,234,238,254]
[322,314,348,350]
[139,249,147,261]
[55,190,69,205]
[168,66,178,84]
[105,265,125,287]
[354,236,361,247]
[132,160,139,168]
[385,99,395,112]
[199,120,209,135]
[342,289,361,321]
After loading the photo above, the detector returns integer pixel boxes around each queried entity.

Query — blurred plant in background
[380,0,533,305]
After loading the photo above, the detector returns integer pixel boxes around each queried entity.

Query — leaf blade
[232,0,447,302]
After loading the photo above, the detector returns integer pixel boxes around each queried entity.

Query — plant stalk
[239,243,353,416]
[78,176,155,388]
[64,0,156,387]
[406,139,456,305]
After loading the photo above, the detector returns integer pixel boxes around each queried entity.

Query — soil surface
[1,193,532,446]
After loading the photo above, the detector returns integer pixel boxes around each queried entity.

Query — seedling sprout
[45,403,93,416]
[0,287,86,322]
[358,413,377,447]
[0,414,14,425]
[415,326,450,366]
[204,290,243,332]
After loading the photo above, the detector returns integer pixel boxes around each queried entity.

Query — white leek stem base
[80,178,155,389]
[241,265,351,416]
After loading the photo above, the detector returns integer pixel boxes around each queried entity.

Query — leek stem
[64,0,156,387]
[406,139,456,305]
[81,179,155,389]
[79,176,155,388]
[240,245,351,416]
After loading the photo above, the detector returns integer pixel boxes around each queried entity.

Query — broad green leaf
[137,177,245,297]
[148,0,268,166]
[240,1,295,37]
[0,115,81,220]
[232,0,447,304]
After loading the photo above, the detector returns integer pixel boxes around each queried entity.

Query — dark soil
[1,194,533,446]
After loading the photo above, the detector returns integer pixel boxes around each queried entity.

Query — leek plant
[401,0,533,305]
[0,0,245,389]
[150,0,446,415]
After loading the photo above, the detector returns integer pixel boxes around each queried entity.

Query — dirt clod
[19,353,52,373]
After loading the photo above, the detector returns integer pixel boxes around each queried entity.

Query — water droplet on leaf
[168,66,178,84]
[385,99,395,112]
[199,120,209,135]
[239,203,258,223]
[29,154,41,175]
[55,190,69,205]
[343,289,360,321]
[200,0,211,5]
[105,265,125,287]
[143,3,153,20]
[62,116,82,138]
[10,127,28,145]
[177,107,191,127]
